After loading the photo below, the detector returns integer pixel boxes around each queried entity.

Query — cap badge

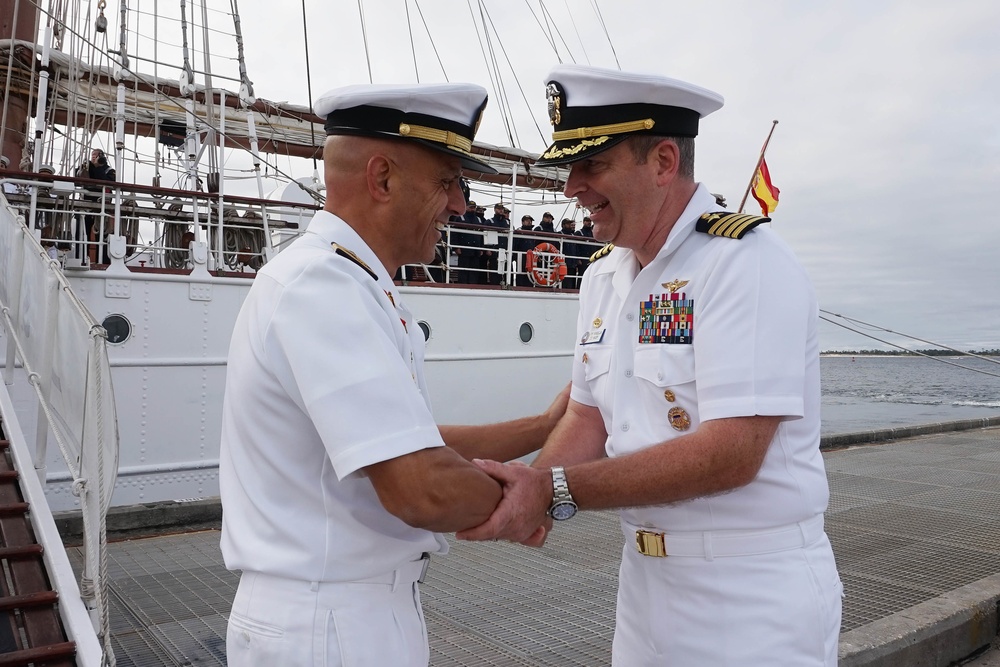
[546,83,562,126]
[668,407,691,431]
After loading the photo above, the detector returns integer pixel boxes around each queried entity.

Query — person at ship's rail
[219,82,568,667]
[457,64,844,666]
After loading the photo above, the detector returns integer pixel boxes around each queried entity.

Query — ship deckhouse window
[102,314,132,344]
[417,320,431,341]
[519,322,533,343]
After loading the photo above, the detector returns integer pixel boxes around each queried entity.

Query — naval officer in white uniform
[220,82,566,667]
[459,65,843,666]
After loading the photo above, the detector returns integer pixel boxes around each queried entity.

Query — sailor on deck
[219,82,567,667]
[459,64,843,666]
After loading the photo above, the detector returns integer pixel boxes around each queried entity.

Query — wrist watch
[548,466,578,520]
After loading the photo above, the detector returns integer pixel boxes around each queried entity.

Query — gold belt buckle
[635,529,667,557]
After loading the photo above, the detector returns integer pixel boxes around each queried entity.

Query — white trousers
[612,523,842,666]
[226,570,429,667]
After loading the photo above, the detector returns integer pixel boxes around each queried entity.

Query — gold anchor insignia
[593,317,603,328]
[546,83,562,126]
[661,279,689,293]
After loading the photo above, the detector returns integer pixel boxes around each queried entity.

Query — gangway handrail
[0,191,117,665]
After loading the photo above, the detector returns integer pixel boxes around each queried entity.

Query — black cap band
[324,105,474,144]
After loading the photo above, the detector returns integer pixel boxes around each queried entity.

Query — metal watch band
[551,466,572,503]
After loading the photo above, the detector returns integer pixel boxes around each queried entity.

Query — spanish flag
[751,159,780,215]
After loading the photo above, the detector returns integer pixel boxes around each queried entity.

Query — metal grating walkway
[0,429,77,666]
[68,426,1000,666]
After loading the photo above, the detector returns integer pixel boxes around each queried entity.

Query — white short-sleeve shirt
[220,211,447,582]
[571,184,829,532]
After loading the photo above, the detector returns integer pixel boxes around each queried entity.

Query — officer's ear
[366,154,392,202]
[652,139,681,185]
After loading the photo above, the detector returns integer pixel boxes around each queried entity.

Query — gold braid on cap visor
[399,123,473,155]
[552,118,655,141]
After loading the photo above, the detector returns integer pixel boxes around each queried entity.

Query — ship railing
[4,168,605,287]
[0,186,112,664]
[398,222,605,289]
[0,170,319,276]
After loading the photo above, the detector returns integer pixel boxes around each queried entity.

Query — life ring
[526,242,567,287]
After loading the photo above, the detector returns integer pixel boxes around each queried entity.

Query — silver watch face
[550,501,577,521]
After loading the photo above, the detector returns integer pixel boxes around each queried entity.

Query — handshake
[456,460,571,548]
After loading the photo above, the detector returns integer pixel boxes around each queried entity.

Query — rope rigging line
[563,0,591,66]
[463,0,509,143]
[819,315,1000,379]
[357,0,373,83]
[299,0,317,169]
[412,0,449,81]
[521,0,559,61]
[476,0,517,147]
[590,0,620,69]
[403,0,419,82]
[477,1,548,149]
[539,1,581,65]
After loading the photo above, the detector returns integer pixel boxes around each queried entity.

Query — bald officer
[220,82,566,667]
[459,64,843,666]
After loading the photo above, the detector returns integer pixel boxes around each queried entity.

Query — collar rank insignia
[695,212,770,239]
[590,243,614,263]
[332,243,378,281]
[661,279,688,293]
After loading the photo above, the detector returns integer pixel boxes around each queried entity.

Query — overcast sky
[129,0,1000,353]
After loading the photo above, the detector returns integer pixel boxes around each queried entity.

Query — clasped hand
[456,460,553,547]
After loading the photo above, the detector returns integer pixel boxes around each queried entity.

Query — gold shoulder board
[331,243,378,281]
[589,243,614,263]
[695,212,770,239]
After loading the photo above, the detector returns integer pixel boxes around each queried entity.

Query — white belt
[622,515,825,559]
[351,553,431,587]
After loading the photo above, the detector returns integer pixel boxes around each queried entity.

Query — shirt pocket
[633,345,699,434]
[633,345,695,386]
[583,346,613,382]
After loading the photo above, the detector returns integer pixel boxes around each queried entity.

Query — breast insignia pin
[668,407,691,431]
[593,317,603,327]
[663,389,676,402]
[661,280,689,294]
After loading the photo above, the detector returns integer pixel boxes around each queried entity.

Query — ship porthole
[102,314,132,344]
[519,322,534,343]
[417,320,431,341]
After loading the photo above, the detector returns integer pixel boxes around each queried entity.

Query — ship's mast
[0,0,40,170]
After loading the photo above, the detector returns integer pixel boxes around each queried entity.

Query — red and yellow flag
[751,159,780,215]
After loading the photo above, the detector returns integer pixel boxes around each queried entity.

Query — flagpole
[738,120,779,213]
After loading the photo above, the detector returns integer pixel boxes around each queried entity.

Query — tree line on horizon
[822,348,1000,356]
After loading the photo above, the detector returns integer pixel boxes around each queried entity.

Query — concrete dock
[59,420,1000,666]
